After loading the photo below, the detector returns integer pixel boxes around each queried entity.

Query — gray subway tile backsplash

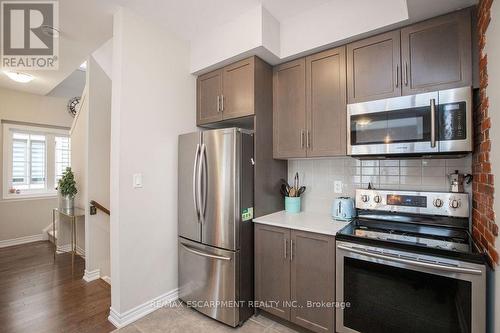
[287,155,472,213]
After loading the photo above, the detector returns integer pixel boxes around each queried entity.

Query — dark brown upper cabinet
[273,58,307,159]
[254,224,336,333]
[273,48,347,159]
[401,9,472,95]
[306,47,347,157]
[197,69,223,124]
[197,57,267,126]
[347,30,401,104]
[221,58,254,120]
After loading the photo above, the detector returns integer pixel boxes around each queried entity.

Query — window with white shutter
[55,136,71,186]
[3,123,70,199]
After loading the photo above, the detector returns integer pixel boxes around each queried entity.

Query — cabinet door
[306,47,347,157]
[273,59,307,159]
[290,231,335,333]
[197,69,223,125]
[222,57,255,120]
[347,31,401,103]
[401,9,472,95]
[255,224,291,320]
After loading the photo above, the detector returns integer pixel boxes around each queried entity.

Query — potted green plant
[58,167,77,210]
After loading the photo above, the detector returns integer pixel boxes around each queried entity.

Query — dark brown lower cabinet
[255,224,335,332]
[291,231,335,332]
[254,224,291,320]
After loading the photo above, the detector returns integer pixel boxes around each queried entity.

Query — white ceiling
[0,0,115,95]
[1,0,477,95]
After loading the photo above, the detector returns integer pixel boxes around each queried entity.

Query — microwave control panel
[439,102,466,141]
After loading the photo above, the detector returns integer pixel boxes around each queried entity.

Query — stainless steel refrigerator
[178,128,254,327]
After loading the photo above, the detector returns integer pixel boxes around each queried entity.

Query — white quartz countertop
[253,211,350,236]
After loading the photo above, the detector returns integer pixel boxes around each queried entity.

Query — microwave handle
[430,98,437,148]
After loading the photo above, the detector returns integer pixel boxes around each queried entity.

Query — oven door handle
[338,244,483,275]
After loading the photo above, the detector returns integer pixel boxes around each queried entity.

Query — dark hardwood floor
[0,241,115,333]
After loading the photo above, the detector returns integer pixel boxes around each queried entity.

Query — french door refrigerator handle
[430,98,437,148]
[193,144,201,221]
[202,144,208,218]
[338,244,482,275]
[180,243,231,261]
[197,143,207,223]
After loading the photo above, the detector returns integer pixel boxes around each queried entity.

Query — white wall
[485,1,500,331]
[189,0,410,73]
[0,88,73,242]
[190,5,270,73]
[87,56,112,278]
[279,0,408,58]
[92,39,113,79]
[69,88,88,251]
[110,6,196,317]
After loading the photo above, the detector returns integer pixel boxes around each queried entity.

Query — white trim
[0,234,45,248]
[83,269,100,282]
[57,244,85,257]
[101,276,111,285]
[108,288,179,328]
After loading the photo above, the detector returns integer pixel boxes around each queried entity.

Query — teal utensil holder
[285,197,301,213]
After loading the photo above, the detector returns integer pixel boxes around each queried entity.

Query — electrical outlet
[334,180,343,194]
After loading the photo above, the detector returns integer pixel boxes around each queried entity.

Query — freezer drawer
[178,237,239,326]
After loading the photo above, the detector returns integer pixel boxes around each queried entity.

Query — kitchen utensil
[297,186,306,196]
[280,184,289,197]
[448,170,473,193]
[289,187,297,197]
[332,197,356,221]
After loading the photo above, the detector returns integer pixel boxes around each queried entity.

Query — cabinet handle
[221,95,224,112]
[284,239,287,259]
[404,62,408,86]
[217,96,220,112]
[300,130,305,149]
[396,65,399,88]
[306,130,311,149]
[290,239,294,262]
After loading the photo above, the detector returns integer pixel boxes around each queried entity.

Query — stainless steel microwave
[347,86,472,157]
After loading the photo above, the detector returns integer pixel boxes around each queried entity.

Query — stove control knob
[450,199,461,209]
[374,195,382,203]
[433,198,443,208]
[361,195,370,203]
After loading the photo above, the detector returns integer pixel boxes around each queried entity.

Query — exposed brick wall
[473,0,499,266]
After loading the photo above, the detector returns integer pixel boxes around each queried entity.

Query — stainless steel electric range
[336,189,487,333]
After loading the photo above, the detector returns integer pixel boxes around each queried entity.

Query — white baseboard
[83,269,100,282]
[56,244,85,257]
[0,234,45,248]
[108,288,179,328]
[101,276,111,285]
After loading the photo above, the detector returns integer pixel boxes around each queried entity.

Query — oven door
[336,241,486,333]
[347,92,439,156]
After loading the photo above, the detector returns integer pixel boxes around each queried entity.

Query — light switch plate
[133,173,143,188]
[334,180,343,194]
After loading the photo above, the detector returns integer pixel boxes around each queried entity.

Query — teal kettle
[332,197,356,221]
